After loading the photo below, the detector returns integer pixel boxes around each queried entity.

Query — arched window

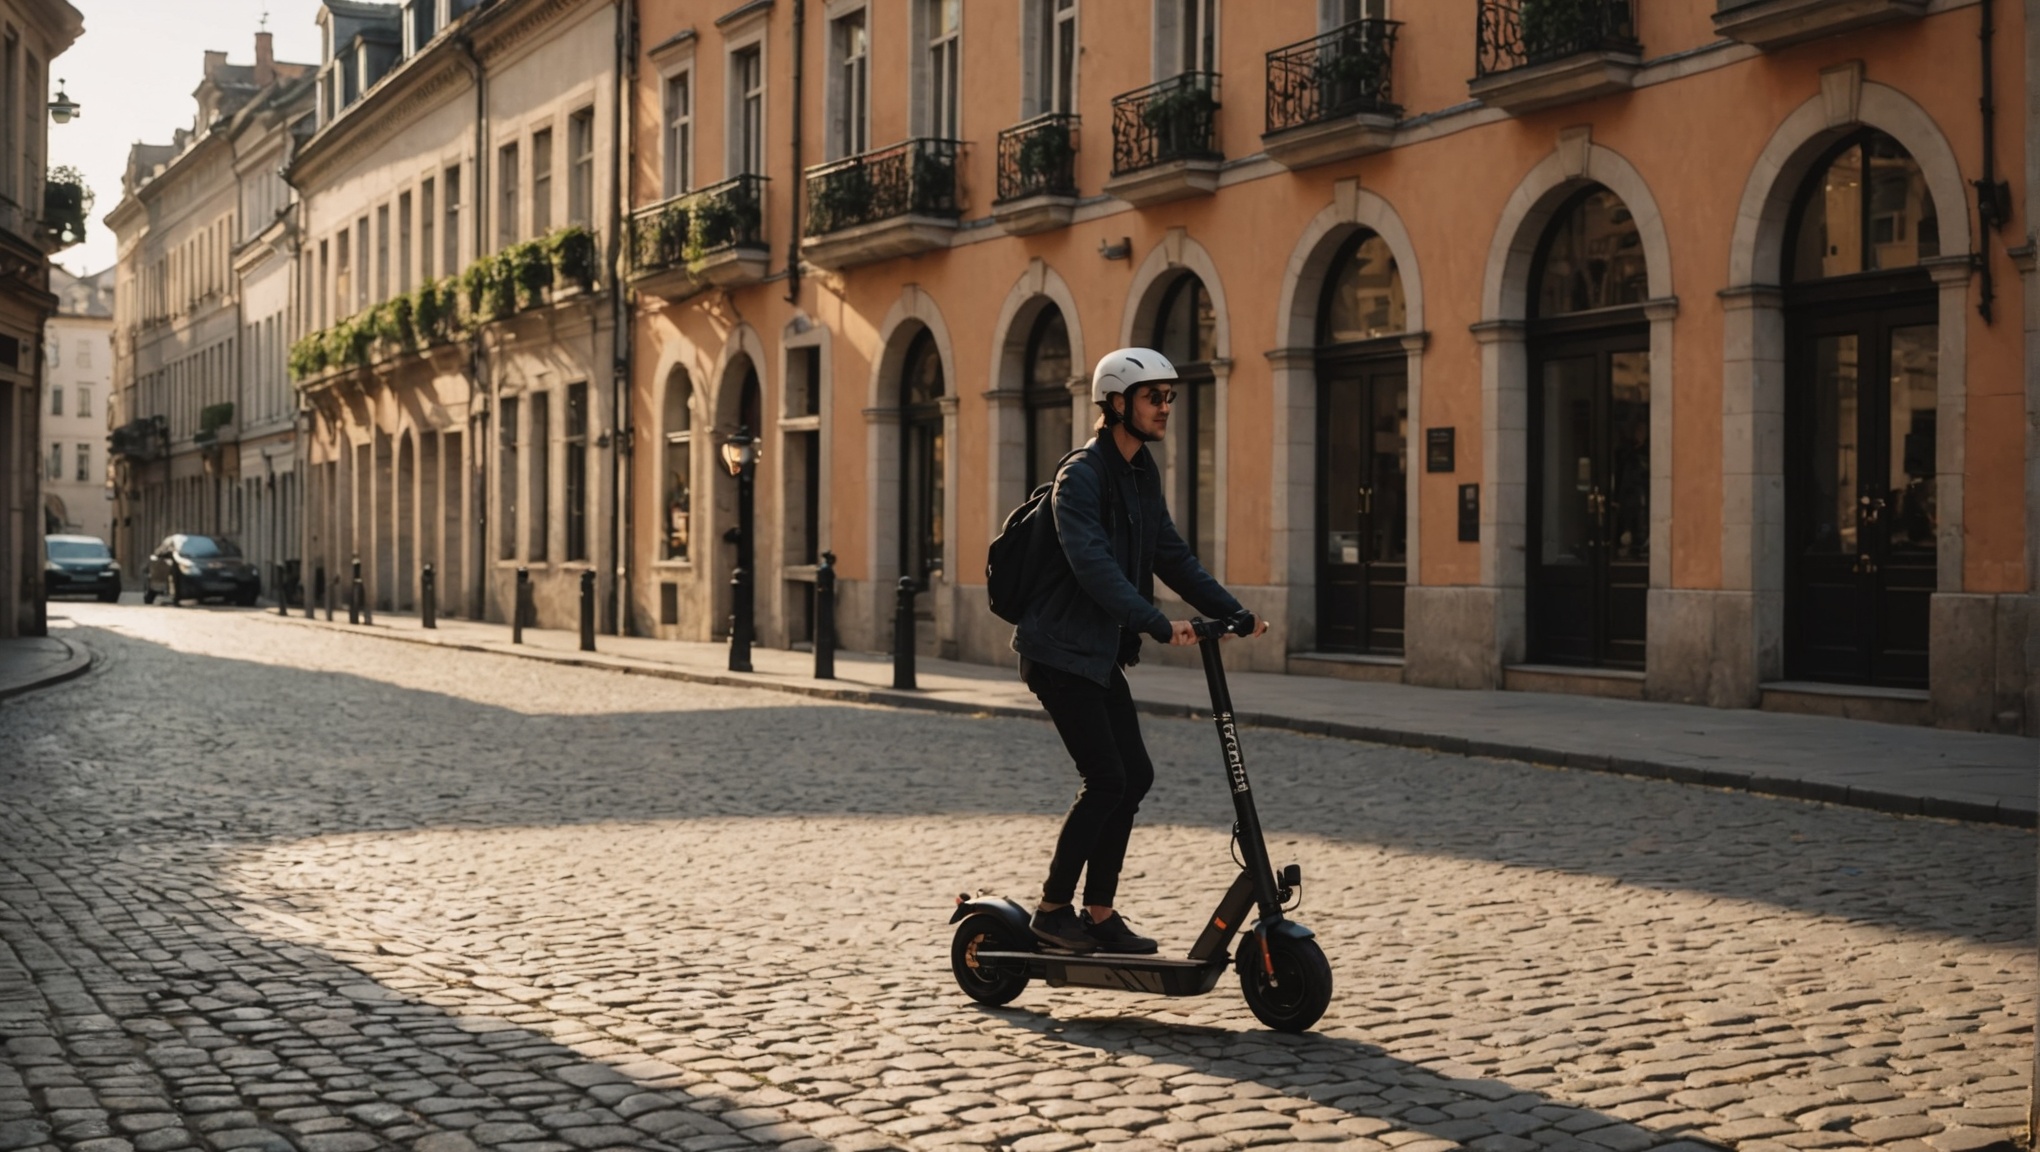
[1789,131,1939,281]
[900,329,945,585]
[1319,231,1406,344]
[1153,272,1216,556]
[1024,306,1072,491]
[663,369,692,560]
[1534,187,1648,317]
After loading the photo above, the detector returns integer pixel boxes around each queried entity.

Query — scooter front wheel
[1239,934,1332,1032]
[951,914,1031,1006]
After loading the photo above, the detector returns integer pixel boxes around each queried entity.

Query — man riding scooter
[1010,347,1268,955]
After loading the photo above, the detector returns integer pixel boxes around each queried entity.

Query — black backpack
[986,448,1094,624]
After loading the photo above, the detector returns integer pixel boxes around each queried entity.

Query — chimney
[203,49,227,80]
[255,31,275,86]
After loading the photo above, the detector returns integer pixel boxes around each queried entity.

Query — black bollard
[813,551,837,680]
[892,576,917,691]
[512,567,529,644]
[349,556,362,625]
[323,571,333,622]
[578,569,595,652]
[422,563,437,629]
[277,564,288,616]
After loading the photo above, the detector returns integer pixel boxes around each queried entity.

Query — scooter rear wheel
[1239,934,1332,1032]
[951,914,1030,1006]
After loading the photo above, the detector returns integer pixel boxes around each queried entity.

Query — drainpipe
[1973,0,2011,322]
[459,29,490,619]
[785,0,805,303]
[608,0,635,635]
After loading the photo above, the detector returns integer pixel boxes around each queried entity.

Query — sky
[47,0,329,277]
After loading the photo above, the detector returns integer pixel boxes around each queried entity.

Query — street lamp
[47,81,79,124]
[720,425,758,673]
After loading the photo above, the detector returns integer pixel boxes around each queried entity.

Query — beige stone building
[106,33,315,590]
[42,264,111,544]
[288,0,621,626]
[0,0,82,636]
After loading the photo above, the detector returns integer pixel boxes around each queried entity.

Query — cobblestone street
[0,604,2032,1152]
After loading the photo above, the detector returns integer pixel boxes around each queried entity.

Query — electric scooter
[949,611,1333,1032]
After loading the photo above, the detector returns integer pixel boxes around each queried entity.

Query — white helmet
[1091,347,1179,405]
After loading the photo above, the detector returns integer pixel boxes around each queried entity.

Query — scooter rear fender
[950,895,1035,941]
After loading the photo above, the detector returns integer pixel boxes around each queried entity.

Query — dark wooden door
[1317,364,1407,654]
[1786,304,1937,687]
[1528,339,1649,669]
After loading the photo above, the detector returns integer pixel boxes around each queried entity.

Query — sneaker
[1082,910,1159,955]
[1030,905,1096,952]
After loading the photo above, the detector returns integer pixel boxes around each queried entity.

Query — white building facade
[42,264,110,544]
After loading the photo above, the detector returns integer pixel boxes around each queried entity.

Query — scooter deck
[974,949,1231,997]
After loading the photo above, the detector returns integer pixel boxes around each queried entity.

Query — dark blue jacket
[1011,436,1242,685]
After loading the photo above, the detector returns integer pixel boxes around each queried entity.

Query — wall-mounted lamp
[1098,236,1132,261]
[48,81,80,124]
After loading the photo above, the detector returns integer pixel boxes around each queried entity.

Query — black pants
[1026,660,1155,908]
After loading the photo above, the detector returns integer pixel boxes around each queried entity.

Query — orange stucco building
[620,0,2033,734]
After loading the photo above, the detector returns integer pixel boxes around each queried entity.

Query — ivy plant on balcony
[810,165,873,235]
[1140,83,1218,157]
[1518,0,1618,62]
[686,186,755,262]
[546,225,599,291]
[1015,122,1074,191]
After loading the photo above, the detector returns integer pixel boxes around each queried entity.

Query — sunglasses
[1135,386,1178,406]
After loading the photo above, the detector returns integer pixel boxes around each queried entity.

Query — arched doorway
[713,356,762,639]
[1783,130,1939,687]
[1527,186,1650,668]
[900,329,945,589]
[1023,306,1073,490]
[1151,272,1217,557]
[1315,229,1408,654]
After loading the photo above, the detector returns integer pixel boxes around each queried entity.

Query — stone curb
[246,610,2038,831]
[0,634,94,702]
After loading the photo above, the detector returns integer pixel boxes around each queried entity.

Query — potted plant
[509,241,553,309]
[1140,79,1217,159]
[1015,121,1074,194]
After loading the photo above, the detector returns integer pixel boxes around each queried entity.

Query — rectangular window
[76,340,89,369]
[1180,0,1216,74]
[375,204,391,301]
[77,387,89,418]
[568,108,594,227]
[565,382,587,561]
[318,239,330,328]
[497,143,519,249]
[47,443,60,481]
[530,128,552,235]
[334,232,350,317]
[44,337,57,369]
[927,0,961,139]
[75,443,90,482]
[528,390,550,562]
[420,178,436,280]
[733,46,764,176]
[443,164,462,273]
[397,191,413,293]
[830,11,869,158]
[49,386,61,416]
[498,396,519,560]
[664,72,692,194]
[1049,0,1077,113]
[355,217,371,309]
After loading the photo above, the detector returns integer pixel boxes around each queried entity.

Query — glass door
[1787,307,1936,686]
[1528,341,1649,668]
[1317,365,1407,653]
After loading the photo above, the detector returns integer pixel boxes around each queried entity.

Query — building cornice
[289,53,472,188]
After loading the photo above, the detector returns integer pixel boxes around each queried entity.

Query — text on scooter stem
[1219,713,1250,794]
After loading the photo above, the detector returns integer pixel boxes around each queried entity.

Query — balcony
[994,113,1080,236]
[1469,0,1641,114]
[1713,0,1927,49]
[1262,20,1401,170]
[802,139,961,270]
[193,402,238,449]
[1103,72,1222,207]
[110,417,169,463]
[628,175,770,303]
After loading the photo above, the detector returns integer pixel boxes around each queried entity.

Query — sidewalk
[244,604,2037,828]
[0,630,91,701]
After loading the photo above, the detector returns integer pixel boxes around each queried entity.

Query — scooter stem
[1198,632,1286,924]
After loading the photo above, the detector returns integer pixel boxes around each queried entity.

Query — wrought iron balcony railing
[1476,0,1638,77]
[996,113,1080,203]
[805,138,962,237]
[1266,20,1401,135]
[629,173,768,275]
[1111,72,1221,177]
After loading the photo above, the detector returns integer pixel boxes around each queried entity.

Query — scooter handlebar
[1191,611,1257,641]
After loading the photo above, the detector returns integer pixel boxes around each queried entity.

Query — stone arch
[1118,228,1233,579]
[710,322,770,434]
[867,287,961,656]
[1713,76,1976,708]
[703,324,768,641]
[986,258,1089,527]
[1437,132,1676,691]
[1269,185,1429,655]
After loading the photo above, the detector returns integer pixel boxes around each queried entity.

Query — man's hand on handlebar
[1168,620,1198,646]
[1220,613,1270,641]
[1172,614,1269,644]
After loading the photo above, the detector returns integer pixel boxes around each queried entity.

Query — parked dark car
[44,534,122,602]
[144,534,261,606]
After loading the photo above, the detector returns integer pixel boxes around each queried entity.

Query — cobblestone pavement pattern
[0,604,2031,1152]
